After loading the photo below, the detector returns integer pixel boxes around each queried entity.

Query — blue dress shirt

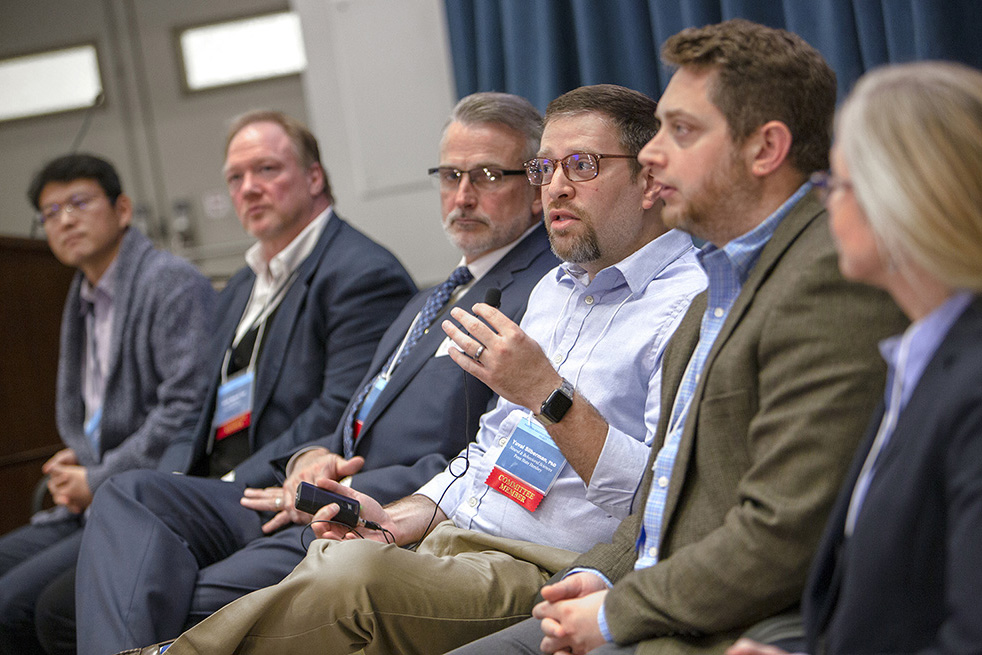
[417,229,706,554]
[844,290,973,535]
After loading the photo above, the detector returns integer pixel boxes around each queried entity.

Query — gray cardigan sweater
[51,227,215,497]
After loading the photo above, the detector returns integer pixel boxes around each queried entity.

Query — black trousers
[73,471,308,655]
[35,568,76,655]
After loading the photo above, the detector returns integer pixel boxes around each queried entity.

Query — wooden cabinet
[0,236,74,535]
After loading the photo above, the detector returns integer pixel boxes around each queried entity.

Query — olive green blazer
[574,192,908,654]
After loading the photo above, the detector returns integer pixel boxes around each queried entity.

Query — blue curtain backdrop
[443,0,982,110]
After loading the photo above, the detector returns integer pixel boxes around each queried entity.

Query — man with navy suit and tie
[69,96,559,655]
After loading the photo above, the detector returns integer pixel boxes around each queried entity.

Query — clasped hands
[42,448,93,514]
[534,575,799,655]
[532,571,610,655]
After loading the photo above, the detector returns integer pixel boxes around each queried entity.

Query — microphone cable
[302,519,395,549]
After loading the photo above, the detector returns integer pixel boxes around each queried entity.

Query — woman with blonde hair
[730,60,982,655]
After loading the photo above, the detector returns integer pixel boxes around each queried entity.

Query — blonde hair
[836,61,982,290]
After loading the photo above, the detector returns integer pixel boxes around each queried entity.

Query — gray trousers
[446,600,805,655]
[446,616,638,654]
[160,522,578,655]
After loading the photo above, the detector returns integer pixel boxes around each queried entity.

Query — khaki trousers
[164,522,578,655]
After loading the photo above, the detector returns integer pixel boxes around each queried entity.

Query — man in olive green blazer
[453,19,908,655]
[458,197,906,655]
[557,193,906,654]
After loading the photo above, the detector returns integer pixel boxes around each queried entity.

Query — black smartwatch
[536,378,574,426]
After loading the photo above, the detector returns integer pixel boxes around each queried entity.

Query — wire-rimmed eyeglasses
[523,153,636,187]
[427,166,526,191]
[37,193,103,225]
[809,171,854,206]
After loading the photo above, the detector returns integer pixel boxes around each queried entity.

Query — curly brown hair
[662,19,836,174]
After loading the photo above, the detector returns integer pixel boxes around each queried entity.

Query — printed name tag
[486,415,565,511]
[214,370,254,440]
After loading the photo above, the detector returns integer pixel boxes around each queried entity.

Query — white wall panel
[294,0,459,285]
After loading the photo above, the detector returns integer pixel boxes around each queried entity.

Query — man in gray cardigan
[0,153,216,653]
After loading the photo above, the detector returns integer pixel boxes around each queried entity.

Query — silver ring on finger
[474,345,486,360]
[274,496,283,509]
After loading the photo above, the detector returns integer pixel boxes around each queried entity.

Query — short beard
[442,208,494,256]
[548,222,602,264]
[671,151,759,245]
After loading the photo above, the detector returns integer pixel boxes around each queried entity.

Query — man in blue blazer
[67,97,558,655]
[24,111,415,655]
[160,111,417,480]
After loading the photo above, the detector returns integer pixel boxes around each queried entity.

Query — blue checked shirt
[595,183,813,642]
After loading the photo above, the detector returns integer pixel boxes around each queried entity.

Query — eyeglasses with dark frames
[427,166,526,190]
[523,153,636,187]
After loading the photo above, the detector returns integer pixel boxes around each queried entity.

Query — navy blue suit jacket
[803,296,982,655]
[282,224,559,503]
[157,212,416,488]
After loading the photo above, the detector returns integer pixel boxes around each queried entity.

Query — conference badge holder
[353,374,388,439]
[214,316,267,442]
[84,406,102,451]
[485,413,565,511]
[213,369,254,440]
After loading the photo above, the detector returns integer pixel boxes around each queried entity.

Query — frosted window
[179,12,307,91]
[0,45,102,122]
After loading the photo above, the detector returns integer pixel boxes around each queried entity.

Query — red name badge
[216,411,251,441]
[485,415,565,512]
[213,370,255,441]
[486,467,546,510]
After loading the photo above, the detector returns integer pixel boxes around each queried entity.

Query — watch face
[542,386,573,423]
